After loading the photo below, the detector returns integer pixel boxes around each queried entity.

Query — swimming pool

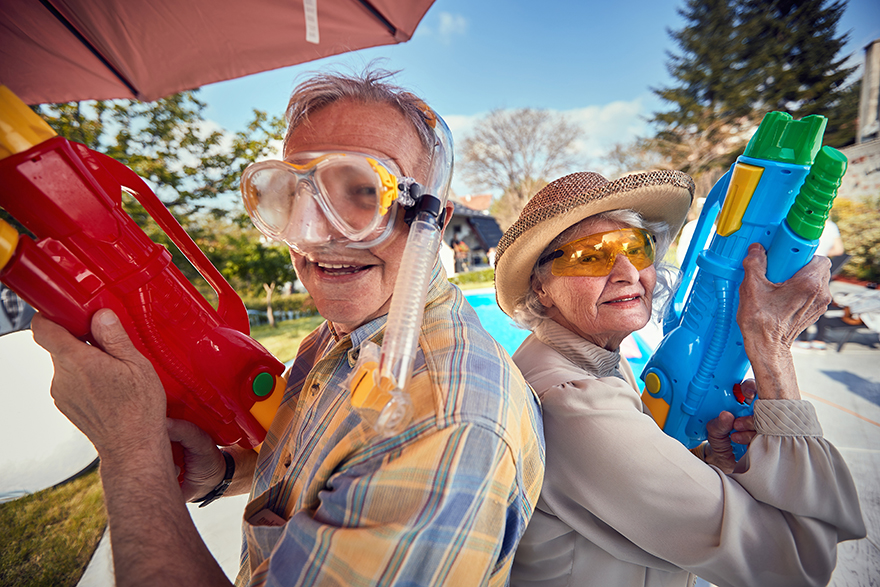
[464,290,654,390]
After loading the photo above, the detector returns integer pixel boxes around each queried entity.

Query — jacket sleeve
[537,374,866,587]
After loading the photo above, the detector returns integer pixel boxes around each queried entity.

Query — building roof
[449,202,504,249]
[450,193,493,211]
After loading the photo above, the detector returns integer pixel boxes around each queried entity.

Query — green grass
[250,314,326,363]
[0,468,107,587]
[455,279,495,291]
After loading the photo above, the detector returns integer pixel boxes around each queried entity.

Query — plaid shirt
[236,262,544,587]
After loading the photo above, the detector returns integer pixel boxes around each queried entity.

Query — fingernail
[98,310,118,326]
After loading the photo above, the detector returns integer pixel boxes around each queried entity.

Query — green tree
[650,0,858,186]
[36,93,285,220]
[653,0,749,134]
[458,108,583,230]
[199,214,293,327]
[651,0,753,183]
[836,195,880,282]
[737,0,856,122]
[818,78,861,148]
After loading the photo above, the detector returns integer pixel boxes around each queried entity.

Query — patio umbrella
[1,0,435,105]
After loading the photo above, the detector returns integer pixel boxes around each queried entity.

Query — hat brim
[495,171,693,317]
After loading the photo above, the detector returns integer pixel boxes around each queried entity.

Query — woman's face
[533,218,656,350]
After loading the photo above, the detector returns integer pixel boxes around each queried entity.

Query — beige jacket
[509,321,865,587]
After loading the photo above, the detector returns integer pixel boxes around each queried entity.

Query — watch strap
[193,450,235,508]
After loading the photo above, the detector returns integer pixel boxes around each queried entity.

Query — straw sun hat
[494,170,694,317]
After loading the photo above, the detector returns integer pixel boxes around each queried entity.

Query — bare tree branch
[458,108,583,229]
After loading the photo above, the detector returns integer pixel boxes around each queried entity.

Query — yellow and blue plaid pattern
[236,261,544,586]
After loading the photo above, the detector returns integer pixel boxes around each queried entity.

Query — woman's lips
[604,294,641,304]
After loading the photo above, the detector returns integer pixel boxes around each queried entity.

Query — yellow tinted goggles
[539,228,656,277]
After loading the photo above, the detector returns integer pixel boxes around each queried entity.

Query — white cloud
[416,12,468,44]
[444,112,482,144]
[438,12,468,42]
[566,97,651,166]
[447,96,654,195]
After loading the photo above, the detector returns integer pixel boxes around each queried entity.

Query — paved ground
[789,284,880,586]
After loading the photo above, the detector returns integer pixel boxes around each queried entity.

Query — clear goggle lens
[240,152,410,247]
[539,228,656,277]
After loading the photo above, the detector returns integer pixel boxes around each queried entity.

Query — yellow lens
[549,229,655,277]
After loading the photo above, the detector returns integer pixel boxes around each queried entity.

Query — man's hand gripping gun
[640,111,847,458]
[0,87,286,473]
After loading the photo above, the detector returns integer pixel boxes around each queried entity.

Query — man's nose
[282,191,346,249]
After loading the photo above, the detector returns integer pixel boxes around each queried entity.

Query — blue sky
[198,0,880,196]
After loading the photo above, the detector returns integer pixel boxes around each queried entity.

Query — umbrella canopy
[1,0,434,105]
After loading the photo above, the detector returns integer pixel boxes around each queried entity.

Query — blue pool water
[465,291,530,356]
[465,291,654,390]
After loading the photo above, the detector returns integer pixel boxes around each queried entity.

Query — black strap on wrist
[193,450,235,508]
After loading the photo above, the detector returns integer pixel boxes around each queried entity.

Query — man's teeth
[316,262,362,274]
[318,262,356,269]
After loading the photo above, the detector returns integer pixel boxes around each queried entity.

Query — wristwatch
[193,450,235,508]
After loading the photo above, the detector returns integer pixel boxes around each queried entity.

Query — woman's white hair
[510,209,680,331]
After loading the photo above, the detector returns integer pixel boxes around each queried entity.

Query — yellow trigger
[641,388,671,429]
[367,158,398,216]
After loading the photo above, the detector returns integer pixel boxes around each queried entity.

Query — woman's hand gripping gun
[640,111,847,459]
[0,86,286,477]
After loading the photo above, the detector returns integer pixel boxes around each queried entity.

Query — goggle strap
[538,250,564,266]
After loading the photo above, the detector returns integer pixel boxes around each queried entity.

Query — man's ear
[440,202,454,235]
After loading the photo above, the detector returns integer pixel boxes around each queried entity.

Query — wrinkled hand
[167,418,226,502]
[738,244,830,400]
[739,243,831,356]
[32,309,167,458]
[704,380,757,473]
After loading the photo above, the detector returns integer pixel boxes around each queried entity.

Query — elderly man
[33,69,544,587]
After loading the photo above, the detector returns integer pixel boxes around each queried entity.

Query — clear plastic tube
[347,112,453,436]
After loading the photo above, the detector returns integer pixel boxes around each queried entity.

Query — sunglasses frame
[538,228,657,277]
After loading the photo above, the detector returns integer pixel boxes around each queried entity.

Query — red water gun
[0,86,286,465]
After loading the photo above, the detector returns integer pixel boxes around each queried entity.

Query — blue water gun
[640,111,848,458]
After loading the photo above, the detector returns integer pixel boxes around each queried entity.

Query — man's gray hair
[283,67,435,171]
[511,209,680,330]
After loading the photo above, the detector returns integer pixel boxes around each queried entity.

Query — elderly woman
[495,171,865,587]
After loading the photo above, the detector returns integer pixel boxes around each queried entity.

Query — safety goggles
[538,228,656,277]
[240,151,417,250]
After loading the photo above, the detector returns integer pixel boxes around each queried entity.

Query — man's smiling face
[284,99,428,335]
